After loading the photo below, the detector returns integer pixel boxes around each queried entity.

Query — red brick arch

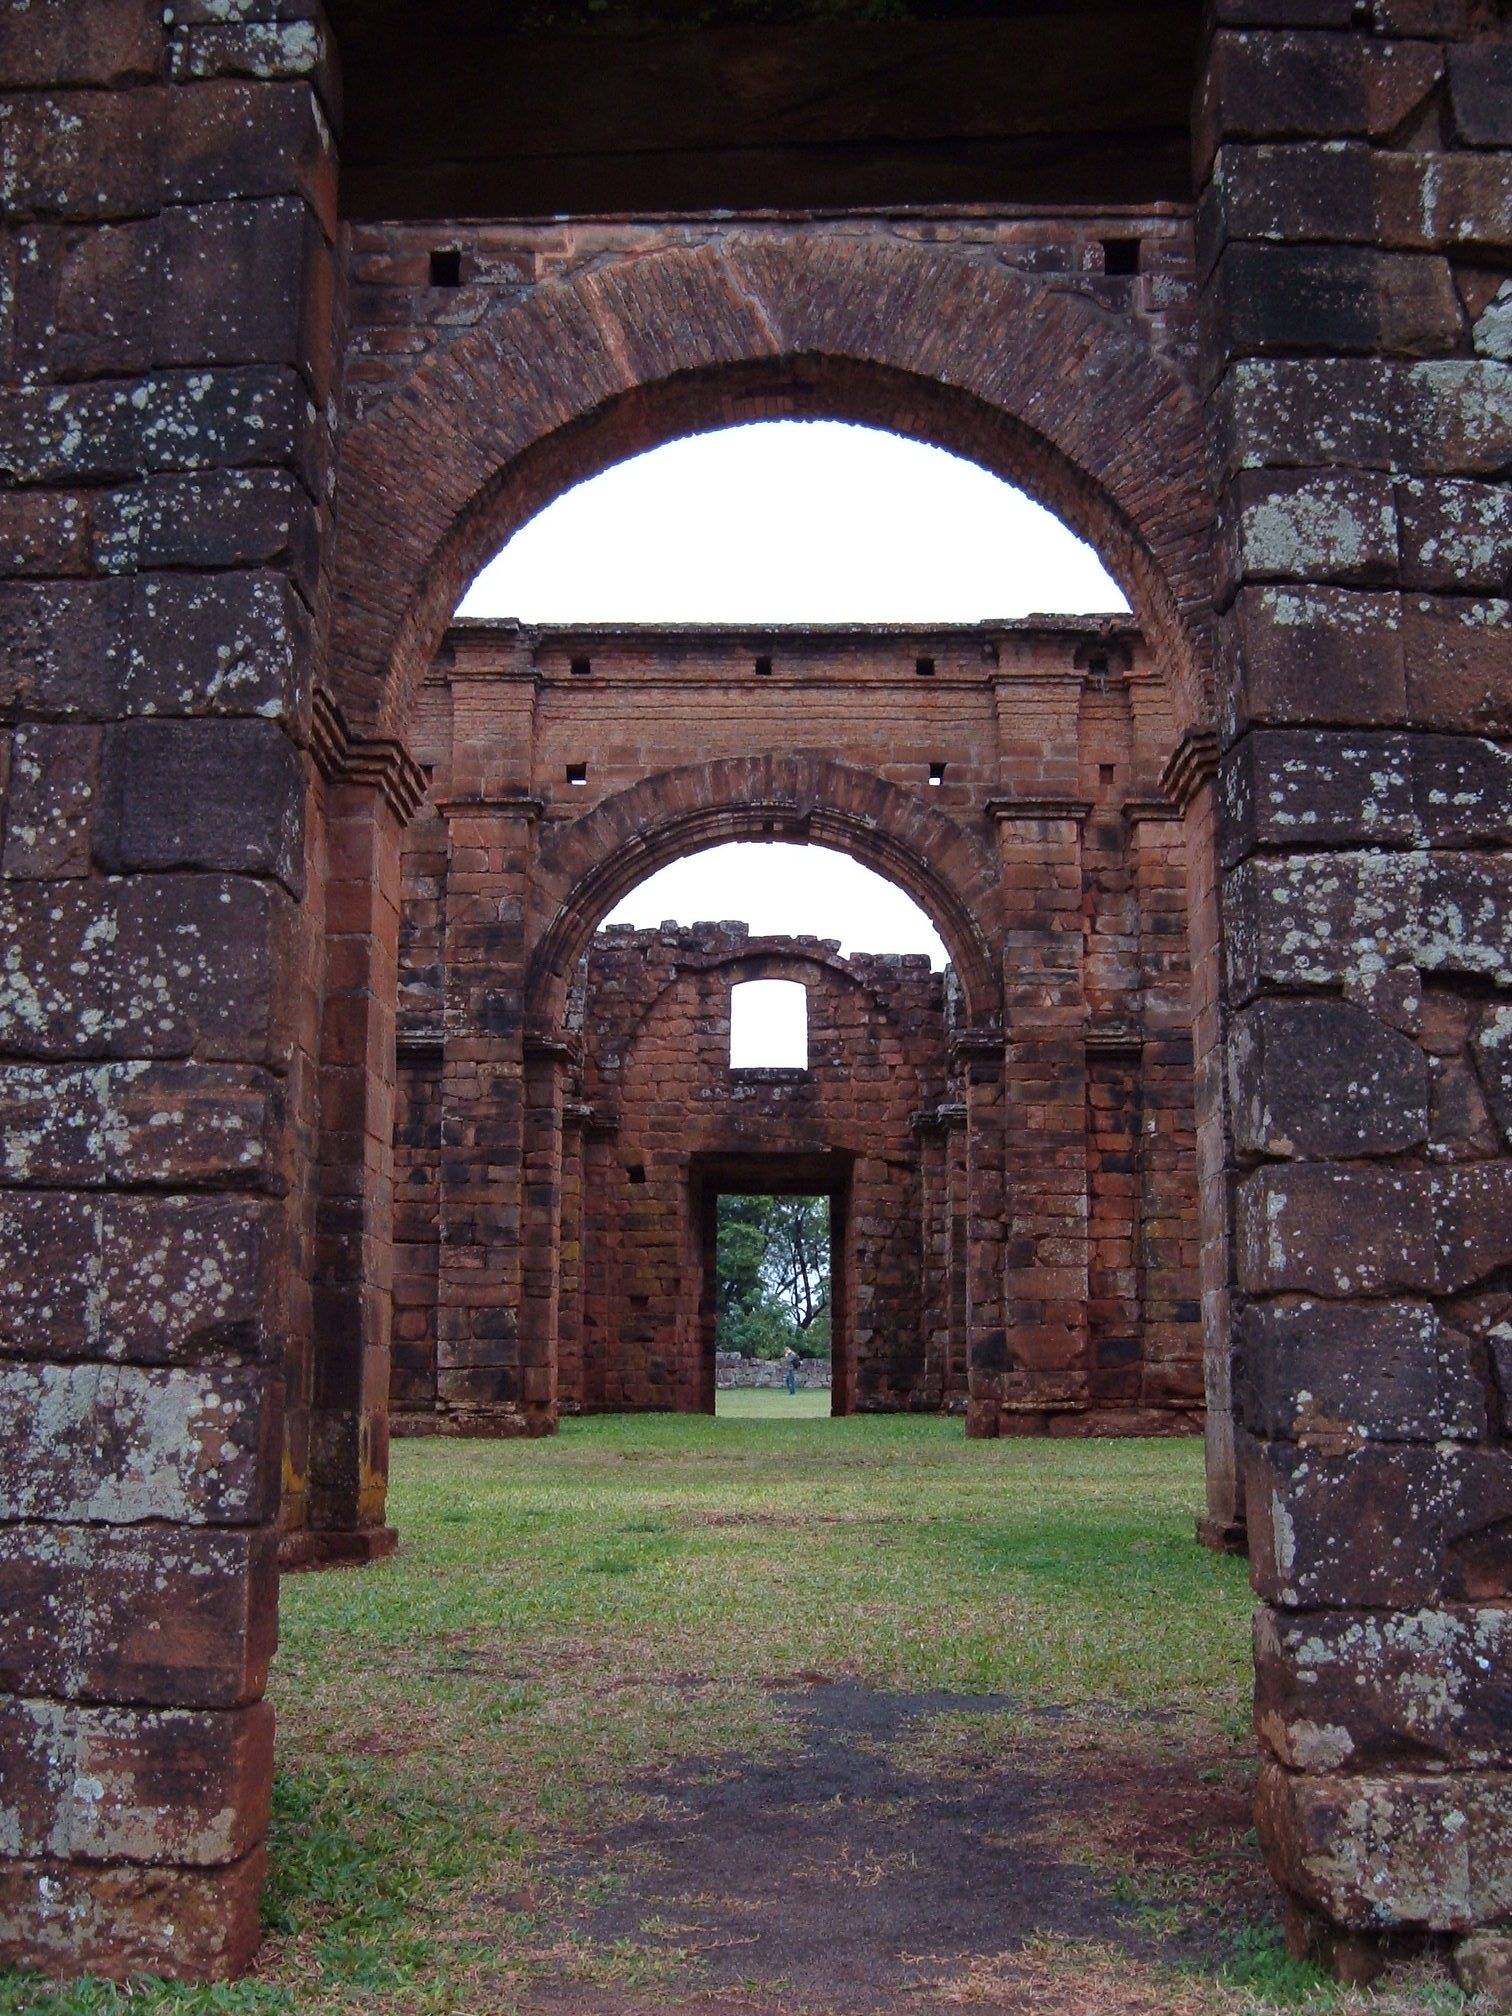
[329,232,1213,744]
[525,755,1003,1031]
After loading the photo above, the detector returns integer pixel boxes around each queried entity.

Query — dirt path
[519,1681,1262,2015]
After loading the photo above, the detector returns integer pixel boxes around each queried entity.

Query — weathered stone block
[1237,1164,1434,1297]
[0,1846,266,1981]
[1220,727,1415,860]
[1473,1005,1512,1145]
[1196,31,1443,182]
[1219,468,1397,600]
[0,1700,272,1864]
[1217,587,1405,738]
[1247,1441,1447,1606]
[1410,734,1512,847]
[1226,850,1511,999]
[0,877,296,1063]
[157,199,330,397]
[1257,1761,1512,1930]
[1238,1298,1485,1442]
[0,0,164,88]
[1204,245,1464,375]
[0,1061,287,1190]
[1402,595,1512,733]
[95,719,304,891]
[0,1523,277,1707]
[99,471,319,598]
[12,224,158,380]
[1396,480,1511,593]
[0,724,98,877]
[137,368,321,485]
[1433,1161,1512,1294]
[1255,1605,1512,1772]
[1401,361,1512,479]
[0,88,165,221]
[0,488,93,576]
[0,1192,285,1367]
[0,385,137,488]
[1230,1000,1427,1157]
[1447,43,1512,148]
[0,1362,280,1525]
[164,78,335,227]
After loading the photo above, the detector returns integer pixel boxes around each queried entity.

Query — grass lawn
[1,1419,1474,2016]
[715,1385,832,1417]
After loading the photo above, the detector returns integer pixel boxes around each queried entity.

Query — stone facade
[386,620,1203,1438]
[0,0,1507,1984]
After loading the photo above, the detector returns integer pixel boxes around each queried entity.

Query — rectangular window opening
[1099,763,1116,791]
[570,654,592,677]
[430,247,463,288]
[928,761,946,788]
[1101,237,1140,277]
[730,978,808,1070]
[915,655,936,677]
[754,654,773,676]
[627,1163,647,1185]
[567,762,588,787]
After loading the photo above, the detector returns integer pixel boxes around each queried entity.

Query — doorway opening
[693,1153,851,1417]
[713,1189,832,1417]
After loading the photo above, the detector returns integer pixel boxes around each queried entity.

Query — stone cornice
[433,793,546,822]
[523,1030,582,1068]
[912,1100,968,1135]
[984,795,1092,824]
[395,1026,445,1062]
[311,686,428,824]
[1123,795,1183,826]
[1085,1025,1142,1058]
[1160,729,1219,810]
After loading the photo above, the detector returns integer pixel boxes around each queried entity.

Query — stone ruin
[0,0,1507,1990]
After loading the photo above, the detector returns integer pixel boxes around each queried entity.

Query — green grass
[0,1419,1462,2015]
[714,1384,832,1417]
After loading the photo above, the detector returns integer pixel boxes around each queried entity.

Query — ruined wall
[570,926,950,1415]
[5,3,1506,1978]
[390,621,1205,1436]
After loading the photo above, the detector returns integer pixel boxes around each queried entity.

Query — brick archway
[327,231,1213,746]
[524,754,1004,1035]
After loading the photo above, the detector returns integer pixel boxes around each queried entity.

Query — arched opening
[284,228,1249,2016]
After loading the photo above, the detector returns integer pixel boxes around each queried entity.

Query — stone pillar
[1165,734,1244,1546]
[913,1105,952,1409]
[1127,800,1205,1426]
[989,799,1093,1430]
[956,1033,1008,1436]
[557,1100,590,1411]
[941,1102,970,1408]
[435,793,543,1431]
[579,1114,619,1409]
[301,709,424,1565]
[0,0,336,1979]
[1199,3,1511,1977]
[517,1033,578,1427]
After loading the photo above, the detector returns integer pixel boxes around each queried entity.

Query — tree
[715,1194,831,1357]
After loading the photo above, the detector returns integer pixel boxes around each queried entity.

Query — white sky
[459,421,1121,968]
[604,841,950,966]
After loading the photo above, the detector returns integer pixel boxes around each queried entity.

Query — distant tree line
[715,1194,831,1358]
